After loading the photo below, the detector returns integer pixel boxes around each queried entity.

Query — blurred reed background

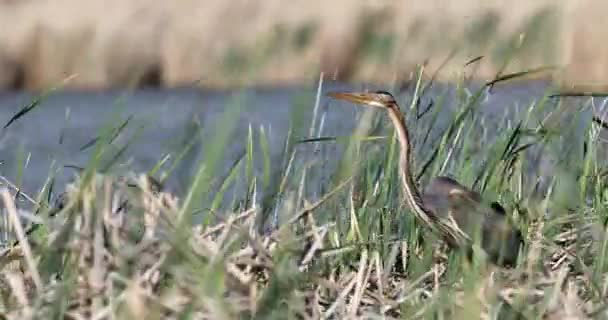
[0,0,604,91]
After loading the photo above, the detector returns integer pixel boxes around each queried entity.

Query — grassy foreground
[1,74,608,319]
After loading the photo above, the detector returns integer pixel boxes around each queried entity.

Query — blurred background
[0,0,603,91]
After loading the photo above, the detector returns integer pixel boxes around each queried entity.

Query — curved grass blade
[100,124,146,172]
[259,126,271,190]
[418,81,487,180]
[158,130,199,185]
[296,135,386,144]
[148,153,171,177]
[79,112,132,187]
[4,98,42,130]
[209,151,245,212]
[3,74,76,130]
[465,55,484,67]
[79,115,133,152]
[549,91,608,98]
[178,94,243,228]
[486,65,557,89]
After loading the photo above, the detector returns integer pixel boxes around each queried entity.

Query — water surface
[0,81,597,208]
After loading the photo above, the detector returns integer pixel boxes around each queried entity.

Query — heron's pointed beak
[327,92,387,108]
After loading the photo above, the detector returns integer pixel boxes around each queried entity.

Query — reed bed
[1,69,608,319]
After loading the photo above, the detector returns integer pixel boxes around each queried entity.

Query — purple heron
[327,90,522,266]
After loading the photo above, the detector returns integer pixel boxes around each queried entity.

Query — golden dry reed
[0,0,606,91]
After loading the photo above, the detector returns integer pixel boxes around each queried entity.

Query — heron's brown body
[328,90,522,266]
[423,176,522,265]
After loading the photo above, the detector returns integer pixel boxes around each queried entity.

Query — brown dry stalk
[2,189,42,291]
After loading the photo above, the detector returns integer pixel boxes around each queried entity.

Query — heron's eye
[373,90,395,101]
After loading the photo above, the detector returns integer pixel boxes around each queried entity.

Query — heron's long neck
[387,107,436,226]
[385,105,469,248]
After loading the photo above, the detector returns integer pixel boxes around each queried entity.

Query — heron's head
[327,90,397,109]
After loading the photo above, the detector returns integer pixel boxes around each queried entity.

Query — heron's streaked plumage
[328,90,522,266]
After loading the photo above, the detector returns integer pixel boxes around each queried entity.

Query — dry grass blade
[372,251,384,301]
[299,224,331,269]
[349,249,369,317]
[200,207,257,238]
[2,189,42,292]
[0,175,38,206]
[284,175,353,226]
[324,273,357,318]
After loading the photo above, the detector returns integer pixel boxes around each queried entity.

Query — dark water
[0,80,596,207]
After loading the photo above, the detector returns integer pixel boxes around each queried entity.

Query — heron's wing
[422,189,496,238]
[423,189,521,261]
[425,176,483,201]
[423,180,522,265]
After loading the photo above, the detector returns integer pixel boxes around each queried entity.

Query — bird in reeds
[327,90,523,266]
